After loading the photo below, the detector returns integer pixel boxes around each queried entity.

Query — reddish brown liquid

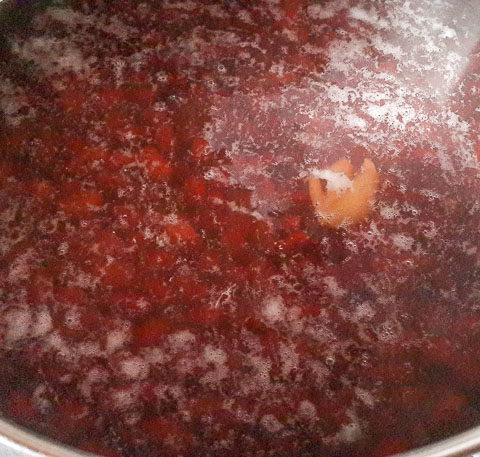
[0,1,480,456]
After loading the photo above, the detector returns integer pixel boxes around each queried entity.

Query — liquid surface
[0,1,480,456]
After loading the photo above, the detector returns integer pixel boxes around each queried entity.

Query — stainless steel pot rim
[0,416,479,457]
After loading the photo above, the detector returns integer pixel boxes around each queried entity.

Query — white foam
[354,302,375,321]
[354,387,376,408]
[298,400,318,421]
[201,345,229,385]
[380,203,400,220]
[79,366,110,399]
[44,331,73,361]
[323,276,346,299]
[261,295,286,324]
[3,307,31,343]
[64,308,81,329]
[0,79,33,125]
[109,385,139,411]
[203,345,227,365]
[106,322,132,354]
[142,347,169,365]
[163,0,197,11]
[31,384,52,414]
[31,308,53,337]
[7,248,36,282]
[311,169,353,193]
[241,354,272,393]
[391,233,415,251]
[307,4,334,20]
[118,356,149,380]
[168,330,196,351]
[77,341,102,357]
[260,414,284,433]
[336,421,362,443]
[279,342,299,379]
[11,37,97,76]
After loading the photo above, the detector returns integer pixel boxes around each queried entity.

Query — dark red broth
[0,1,480,456]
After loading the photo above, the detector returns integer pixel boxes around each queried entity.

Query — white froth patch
[201,345,229,385]
[286,305,304,334]
[168,330,196,351]
[7,248,37,282]
[350,6,388,28]
[311,169,353,193]
[380,203,400,220]
[142,347,169,365]
[3,307,31,343]
[307,0,347,20]
[109,385,139,411]
[0,79,33,125]
[44,7,137,40]
[206,4,229,18]
[237,9,253,24]
[119,356,149,380]
[106,322,131,353]
[298,400,318,420]
[31,308,53,337]
[260,414,284,433]
[77,341,102,357]
[377,320,401,342]
[261,295,286,324]
[354,302,375,321]
[364,101,416,131]
[391,233,415,251]
[326,84,355,104]
[32,384,52,414]
[336,421,362,443]
[80,366,110,399]
[323,276,346,299]
[343,113,367,130]
[11,37,97,76]
[354,387,376,408]
[279,342,299,378]
[241,354,272,393]
[164,0,197,10]
[64,307,81,329]
[1,306,52,344]
[45,331,74,361]
[307,4,334,20]
[203,345,227,365]
[309,361,328,386]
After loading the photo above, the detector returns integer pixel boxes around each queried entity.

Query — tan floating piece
[308,158,379,228]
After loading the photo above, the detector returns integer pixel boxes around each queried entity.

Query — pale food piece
[308,158,379,228]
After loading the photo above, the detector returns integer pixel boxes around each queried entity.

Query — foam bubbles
[279,342,299,378]
[260,414,284,433]
[109,385,139,411]
[391,233,415,251]
[3,307,31,343]
[380,203,400,220]
[31,308,53,337]
[168,330,196,351]
[298,400,318,420]
[311,169,353,193]
[261,295,286,324]
[323,276,346,299]
[203,345,227,365]
[336,421,362,443]
[354,387,376,408]
[118,356,149,380]
[106,323,132,354]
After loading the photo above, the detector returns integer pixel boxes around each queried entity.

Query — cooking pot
[0,0,479,456]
